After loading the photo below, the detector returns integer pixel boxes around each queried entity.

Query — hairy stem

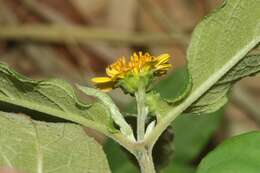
[135,85,156,173]
[136,150,156,173]
[136,85,148,141]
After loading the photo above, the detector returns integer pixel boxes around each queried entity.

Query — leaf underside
[0,63,115,133]
[0,112,111,173]
[154,68,225,163]
[154,54,260,117]
[188,54,260,114]
[154,0,260,116]
[185,0,260,114]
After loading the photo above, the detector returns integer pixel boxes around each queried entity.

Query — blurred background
[0,0,260,172]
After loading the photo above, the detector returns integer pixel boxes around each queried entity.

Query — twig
[0,25,179,45]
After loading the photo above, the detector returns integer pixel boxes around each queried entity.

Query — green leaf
[150,54,260,117]
[154,68,224,162]
[189,54,260,114]
[147,0,260,122]
[123,68,224,171]
[110,67,223,172]
[185,0,260,114]
[157,68,192,103]
[218,54,260,84]
[164,161,195,173]
[156,68,190,100]
[104,139,138,173]
[173,111,223,162]
[0,63,115,135]
[0,111,111,173]
[197,131,260,173]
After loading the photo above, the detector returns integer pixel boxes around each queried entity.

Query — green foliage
[197,132,260,173]
[156,67,191,101]
[172,111,223,162]
[0,63,115,134]
[0,111,111,173]
[145,91,172,121]
[189,54,260,114]
[146,1,260,118]
[143,0,260,171]
[0,0,259,172]
[159,68,192,104]
[104,140,138,173]
[115,68,223,172]
[186,0,260,114]
[156,68,224,164]
[148,54,260,120]
[164,161,195,173]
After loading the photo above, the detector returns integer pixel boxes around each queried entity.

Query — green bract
[117,71,153,94]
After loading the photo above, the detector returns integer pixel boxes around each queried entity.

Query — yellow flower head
[91,52,171,92]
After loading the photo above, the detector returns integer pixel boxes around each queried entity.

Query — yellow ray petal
[91,52,172,92]
[91,77,112,83]
[133,52,139,61]
[155,54,170,65]
[155,63,172,71]
[106,67,119,77]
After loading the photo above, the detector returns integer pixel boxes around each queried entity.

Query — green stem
[135,85,156,173]
[136,85,147,141]
[136,150,156,173]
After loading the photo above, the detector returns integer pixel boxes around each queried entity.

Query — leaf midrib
[0,97,108,134]
[148,36,260,144]
[168,37,260,122]
[33,123,43,173]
